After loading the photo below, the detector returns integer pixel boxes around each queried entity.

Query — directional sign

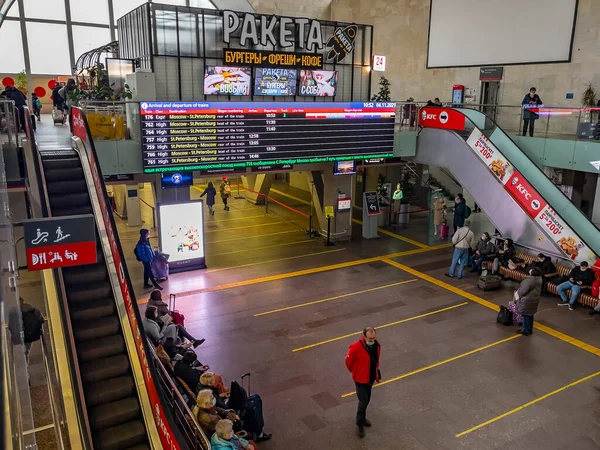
[23,215,97,270]
[325,206,335,218]
[364,191,380,216]
[591,160,600,171]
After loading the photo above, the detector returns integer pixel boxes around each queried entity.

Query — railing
[139,197,157,229]
[147,343,212,450]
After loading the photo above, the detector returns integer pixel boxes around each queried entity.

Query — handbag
[497,305,513,326]
[508,260,518,271]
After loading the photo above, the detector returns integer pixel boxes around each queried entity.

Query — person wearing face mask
[345,327,381,438]
[195,390,240,436]
[492,238,515,274]
[557,261,595,310]
[211,419,257,450]
[522,87,543,137]
[142,305,203,348]
[469,232,496,274]
[174,349,210,393]
[513,267,543,336]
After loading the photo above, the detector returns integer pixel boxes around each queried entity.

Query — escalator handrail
[21,107,48,218]
[24,122,94,447]
[70,107,189,449]
[422,107,598,261]
[454,107,598,248]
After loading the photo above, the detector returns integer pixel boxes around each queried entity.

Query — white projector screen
[427,0,578,68]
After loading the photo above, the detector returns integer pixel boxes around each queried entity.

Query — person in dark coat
[200,181,217,216]
[452,194,466,233]
[514,267,543,336]
[524,253,556,275]
[3,86,27,131]
[522,87,543,137]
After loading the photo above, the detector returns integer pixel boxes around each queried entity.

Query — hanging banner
[419,108,465,131]
[465,127,596,262]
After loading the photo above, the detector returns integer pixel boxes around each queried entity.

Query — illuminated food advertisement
[204,66,251,96]
[254,68,297,96]
[158,202,206,272]
[299,70,338,97]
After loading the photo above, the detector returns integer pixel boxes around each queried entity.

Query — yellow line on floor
[352,218,430,249]
[293,302,468,352]
[205,221,285,233]
[255,279,418,317]
[206,249,345,273]
[206,229,300,244]
[381,259,600,357]
[456,370,600,438]
[208,239,313,258]
[341,335,520,398]
[269,188,311,205]
[208,214,268,223]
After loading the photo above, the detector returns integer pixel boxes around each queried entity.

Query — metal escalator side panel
[416,128,563,256]
[70,136,177,450]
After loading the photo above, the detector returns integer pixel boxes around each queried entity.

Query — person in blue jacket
[522,87,543,137]
[135,229,162,290]
[452,194,466,234]
[200,181,217,216]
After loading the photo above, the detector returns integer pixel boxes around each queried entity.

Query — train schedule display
[140,101,396,173]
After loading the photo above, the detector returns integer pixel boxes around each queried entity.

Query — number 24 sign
[373,55,386,72]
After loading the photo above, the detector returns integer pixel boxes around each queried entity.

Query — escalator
[40,148,149,450]
[415,107,600,263]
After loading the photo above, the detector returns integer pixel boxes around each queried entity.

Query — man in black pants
[345,327,381,438]
[522,87,543,137]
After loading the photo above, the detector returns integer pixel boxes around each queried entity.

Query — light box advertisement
[204,66,251,96]
[299,70,338,97]
[158,201,206,273]
[254,68,297,96]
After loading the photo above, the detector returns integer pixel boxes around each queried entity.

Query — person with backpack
[32,93,42,121]
[220,177,231,211]
[452,194,471,234]
[200,181,217,216]
[9,298,45,364]
[135,228,162,290]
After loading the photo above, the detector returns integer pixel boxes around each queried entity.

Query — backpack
[22,309,43,343]
[464,205,472,219]
[34,98,42,109]
[224,184,231,195]
[228,380,249,411]
[134,245,141,262]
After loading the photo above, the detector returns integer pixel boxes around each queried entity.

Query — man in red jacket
[345,327,381,438]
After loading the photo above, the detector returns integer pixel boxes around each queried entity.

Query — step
[43,167,84,182]
[89,397,141,431]
[49,192,91,210]
[80,354,131,384]
[78,334,125,362]
[73,316,120,342]
[46,179,88,196]
[94,420,146,450]
[84,375,135,407]
[51,204,94,217]
[63,264,108,285]
[67,282,113,303]
[70,298,114,322]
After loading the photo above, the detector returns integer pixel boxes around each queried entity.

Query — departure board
[140,102,396,173]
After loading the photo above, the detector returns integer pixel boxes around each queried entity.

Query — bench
[498,252,598,308]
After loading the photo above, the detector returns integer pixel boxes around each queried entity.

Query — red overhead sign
[419,108,465,131]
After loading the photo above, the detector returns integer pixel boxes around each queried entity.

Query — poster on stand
[158,201,206,272]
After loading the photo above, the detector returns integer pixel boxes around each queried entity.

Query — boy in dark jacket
[135,228,162,290]
[557,261,595,310]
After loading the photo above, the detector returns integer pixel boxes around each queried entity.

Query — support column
[241,174,273,205]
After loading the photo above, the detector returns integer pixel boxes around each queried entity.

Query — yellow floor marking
[352,218,430,249]
[205,221,285,233]
[208,240,313,258]
[382,258,600,356]
[206,229,300,244]
[456,370,600,438]
[206,249,345,273]
[293,302,468,352]
[207,214,268,223]
[269,188,311,206]
[341,335,520,398]
[255,279,418,317]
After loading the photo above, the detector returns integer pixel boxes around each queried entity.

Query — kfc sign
[418,108,465,130]
[505,172,547,218]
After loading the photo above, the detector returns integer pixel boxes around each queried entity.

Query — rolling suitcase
[439,222,449,240]
[52,108,65,125]
[477,274,503,291]
[169,293,185,327]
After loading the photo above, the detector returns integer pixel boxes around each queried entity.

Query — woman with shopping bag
[511,267,543,336]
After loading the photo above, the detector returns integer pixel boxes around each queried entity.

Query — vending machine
[452,85,464,105]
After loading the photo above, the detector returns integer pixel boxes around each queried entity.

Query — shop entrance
[480,81,500,120]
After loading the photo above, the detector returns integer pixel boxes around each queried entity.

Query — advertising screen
[334,160,357,175]
[204,66,251,96]
[254,68,297,96]
[299,70,338,97]
[158,202,206,272]
[140,101,396,173]
[161,171,193,189]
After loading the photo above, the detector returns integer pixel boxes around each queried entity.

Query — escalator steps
[63,264,107,285]
[44,167,85,182]
[89,397,141,430]
[78,334,125,362]
[95,420,147,450]
[49,192,91,210]
[70,297,115,322]
[80,354,131,384]
[46,179,88,196]
[67,281,112,303]
[73,316,120,342]
[85,375,136,408]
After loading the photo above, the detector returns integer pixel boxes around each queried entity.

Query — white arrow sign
[369,204,377,211]
[591,160,600,171]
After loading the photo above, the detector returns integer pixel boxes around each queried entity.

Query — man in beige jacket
[445,220,475,279]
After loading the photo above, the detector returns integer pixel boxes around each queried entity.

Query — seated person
[174,349,210,392]
[211,419,257,450]
[142,305,204,348]
[525,253,556,275]
[148,289,170,317]
[557,261,595,310]
[492,238,515,274]
[469,232,496,274]
[200,371,229,406]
